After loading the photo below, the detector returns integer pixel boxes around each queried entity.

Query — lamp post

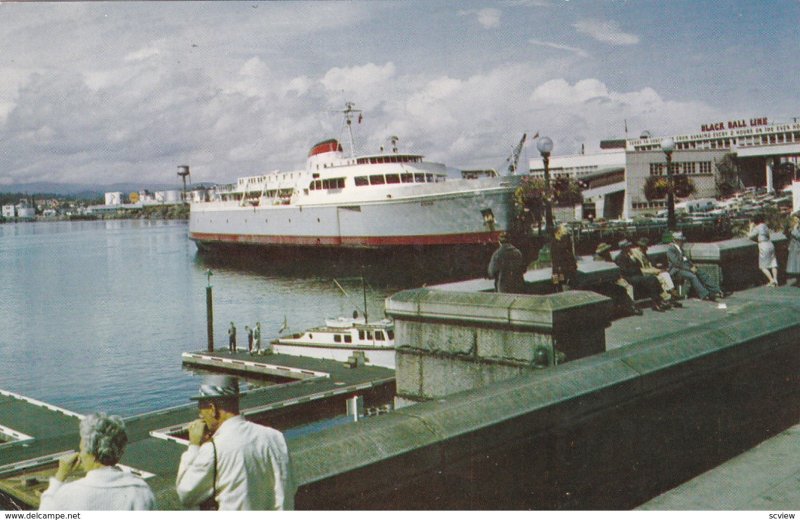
[536,136,554,237]
[660,137,676,230]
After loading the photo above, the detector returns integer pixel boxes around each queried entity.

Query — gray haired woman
[39,413,155,510]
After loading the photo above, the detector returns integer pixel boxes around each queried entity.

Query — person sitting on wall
[615,240,671,312]
[592,243,641,317]
[631,238,682,308]
[39,413,155,510]
[487,232,525,294]
[666,231,725,301]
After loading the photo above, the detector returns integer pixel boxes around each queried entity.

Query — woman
[786,213,800,286]
[39,413,155,510]
[748,214,778,286]
[551,224,577,291]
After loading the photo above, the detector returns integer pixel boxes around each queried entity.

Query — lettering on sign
[701,117,768,133]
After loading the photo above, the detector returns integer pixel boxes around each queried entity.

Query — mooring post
[206,270,214,352]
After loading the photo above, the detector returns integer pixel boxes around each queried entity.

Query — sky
[0,0,798,187]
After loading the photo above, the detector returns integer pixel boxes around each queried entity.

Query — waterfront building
[104,192,123,206]
[1,205,14,218]
[528,118,800,219]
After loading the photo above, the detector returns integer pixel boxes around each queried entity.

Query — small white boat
[271,317,396,369]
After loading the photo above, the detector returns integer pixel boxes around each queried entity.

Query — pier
[1,234,798,510]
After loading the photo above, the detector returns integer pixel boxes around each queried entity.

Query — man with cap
[615,239,671,312]
[592,243,641,316]
[666,231,724,301]
[176,375,295,510]
[487,232,525,294]
[631,238,682,307]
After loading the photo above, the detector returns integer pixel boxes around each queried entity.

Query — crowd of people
[488,211,800,311]
[39,375,294,511]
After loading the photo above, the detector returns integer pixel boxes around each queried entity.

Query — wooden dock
[0,350,395,509]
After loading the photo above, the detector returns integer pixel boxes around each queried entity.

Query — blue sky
[0,0,797,187]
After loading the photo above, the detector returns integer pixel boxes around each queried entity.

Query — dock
[0,352,394,509]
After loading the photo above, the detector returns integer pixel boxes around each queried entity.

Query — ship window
[358,330,365,340]
[309,182,316,191]
[426,174,434,182]
[343,335,352,343]
[366,331,373,340]
[355,176,369,187]
[369,175,385,185]
[337,178,345,188]
[401,173,414,183]
[375,330,385,341]
[414,173,425,182]
[334,334,342,343]
[385,174,400,184]
[387,330,394,340]
[436,175,446,182]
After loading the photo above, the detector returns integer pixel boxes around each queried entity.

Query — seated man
[631,238,682,308]
[666,232,725,301]
[591,242,641,317]
[615,240,671,312]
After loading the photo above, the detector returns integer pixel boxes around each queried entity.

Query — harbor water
[0,220,401,417]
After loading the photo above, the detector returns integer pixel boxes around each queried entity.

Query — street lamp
[536,136,554,236]
[660,137,676,230]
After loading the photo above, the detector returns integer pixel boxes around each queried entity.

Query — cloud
[124,46,161,62]
[458,8,501,29]
[529,39,589,58]
[573,19,640,45]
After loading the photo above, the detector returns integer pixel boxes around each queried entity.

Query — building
[2,205,15,218]
[104,192,123,206]
[528,118,800,220]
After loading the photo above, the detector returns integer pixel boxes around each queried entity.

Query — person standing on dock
[228,322,237,353]
[488,232,525,293]
[254,322,262,354]
[246,325,254,354]
[176,375,295,510]
[39,413,155,511]
[551,224,577,291]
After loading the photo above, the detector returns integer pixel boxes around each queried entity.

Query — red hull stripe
[189,231,498,247]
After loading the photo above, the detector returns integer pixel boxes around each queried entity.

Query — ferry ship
[188,103,521,252]
[271,316,396,369]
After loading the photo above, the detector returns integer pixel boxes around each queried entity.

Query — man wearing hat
[631,238,682,307]
[176,375,295,510]
[593,243,641,316]
[666,231,724,301]
[487,232,525,294]
[615,239,671,312]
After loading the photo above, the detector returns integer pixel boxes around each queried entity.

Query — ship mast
[340,102,362,158]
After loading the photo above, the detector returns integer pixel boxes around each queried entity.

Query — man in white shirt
[175,375,295,510]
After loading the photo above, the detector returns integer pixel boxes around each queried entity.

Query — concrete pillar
[385,289,612,406]
[793,180,800,213]
[766,159,775,193]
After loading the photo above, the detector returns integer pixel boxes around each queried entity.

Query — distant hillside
[0,182,185,199]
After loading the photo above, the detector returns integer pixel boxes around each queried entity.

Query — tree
[643,174,695,201]
[513,176,584,232]
[715,153,743,197]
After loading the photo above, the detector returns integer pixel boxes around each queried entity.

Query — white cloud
[573,19,640,46]
[458,8,501,29]
[124,46,160,62]
[529,39,589,58]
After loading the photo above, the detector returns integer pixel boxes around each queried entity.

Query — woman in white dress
[748,214,778,287]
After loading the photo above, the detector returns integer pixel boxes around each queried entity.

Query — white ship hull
[271,343,396,369]
[190,177,520,250]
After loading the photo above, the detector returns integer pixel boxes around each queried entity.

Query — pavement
[604,283,800,510]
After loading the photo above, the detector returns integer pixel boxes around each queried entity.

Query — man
[592,243,641,317]
[487,232,525,294]
[176,375,295,510]
[666,232,724,301]
[631,238,682,308]
[615,240,671,312]
[228,322,237,353]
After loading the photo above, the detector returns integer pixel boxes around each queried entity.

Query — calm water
[0,220,401,417]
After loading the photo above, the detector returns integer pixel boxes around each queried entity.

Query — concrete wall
[290,298,800,510]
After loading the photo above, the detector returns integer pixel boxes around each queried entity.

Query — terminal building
[528,118,800,220]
